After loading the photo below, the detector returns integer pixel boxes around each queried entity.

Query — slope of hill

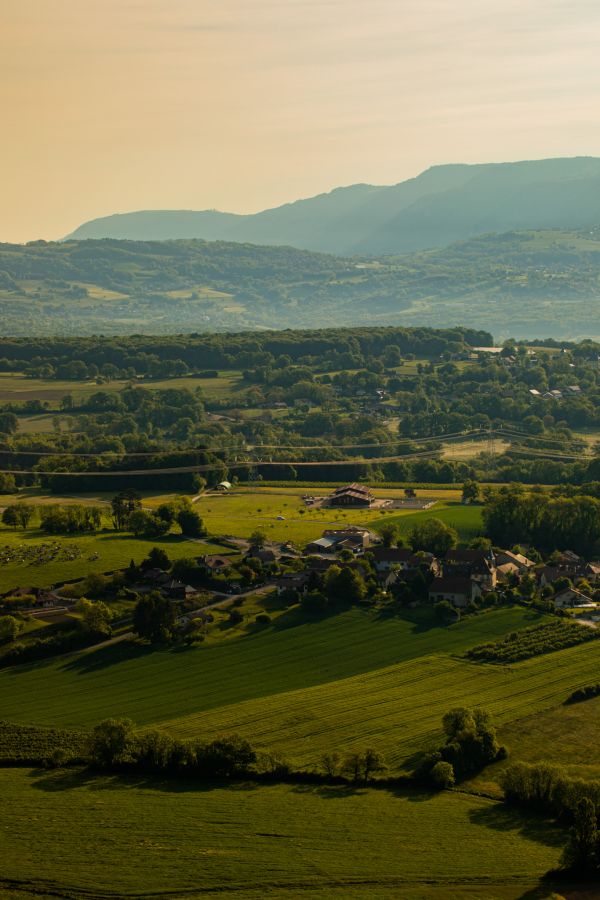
[2,228,600,339]
[65,156,600,256]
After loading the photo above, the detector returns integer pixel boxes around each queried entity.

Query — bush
[255,613,271,625]
[430,761,455,789]
[565,684,600,705]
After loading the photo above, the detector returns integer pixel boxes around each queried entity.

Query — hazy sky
[3,0,600,242]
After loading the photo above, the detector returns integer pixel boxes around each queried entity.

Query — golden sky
[2,0,600,242]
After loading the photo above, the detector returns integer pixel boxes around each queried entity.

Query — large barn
[328,483,374,508]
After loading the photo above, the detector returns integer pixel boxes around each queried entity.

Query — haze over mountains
[65,157,600,255]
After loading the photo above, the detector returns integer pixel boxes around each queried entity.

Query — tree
[142,547,171,571]
[343,748,386,784]
[177,508,205,537]
[0,411,18,434]
[430,760,455,789]
[249,529,267,549]
[78,599,112,637]
[111,490,141,531]
[320,751,341,777]
[561,797,599,874]
[434,599,457,624]
[133,591,175,643]
[325,565,366,606]
[408,518,458,556]
[461,480,480,504]
[2,504,34,530]
[89,718,135,768]
[127,509,170,538]
[379,522,398,548]
[0,615,22,644]
[1,506,18,528]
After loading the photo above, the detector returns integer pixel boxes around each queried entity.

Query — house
[198,554,233,574]
[275,573,311,595]
[443,548,497,588]
[496,562,521,582]
[554,587,595,609]
[144,568,171,585]
[428,577,481,608]
[371,547,438,574]
[247,547,277,564]
[305,526,375,555]
[163,578,197,600]
[328,483,374,508]
[376,570,399,591]
[494,550,536,573]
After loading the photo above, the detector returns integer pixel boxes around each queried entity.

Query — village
[4,483,600,647]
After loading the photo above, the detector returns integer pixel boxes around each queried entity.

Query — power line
[0,428,490,457]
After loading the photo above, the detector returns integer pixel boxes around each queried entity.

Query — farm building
[216,481,232,492]
[305,526,376,555]
[328,483,374,508]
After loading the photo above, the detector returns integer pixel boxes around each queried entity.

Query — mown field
[0,607,539,730]
[163,634,600,770]
[0,370,246,406]
[0,767,564,900]
[194,487,482,546]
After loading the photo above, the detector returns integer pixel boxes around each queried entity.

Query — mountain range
[65,157,600,255]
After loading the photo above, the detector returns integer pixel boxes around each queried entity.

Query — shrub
[430,760,455,789]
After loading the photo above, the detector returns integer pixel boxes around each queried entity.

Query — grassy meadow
[0,767,564,900]
[193,486,481,546]
[0,523,224,593]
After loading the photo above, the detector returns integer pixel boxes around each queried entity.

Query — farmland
[0,607,541,730]
[0,767,564,900]
[194,486,481,546]
[0,522,224,593]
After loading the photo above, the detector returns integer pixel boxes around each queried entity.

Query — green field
[0,370,247,409]
[0,524,224,593]
[195,488,481,546]
[0,767,564,899]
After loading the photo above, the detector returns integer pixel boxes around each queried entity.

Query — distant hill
[3,228,600,340]
[65,157,600,255]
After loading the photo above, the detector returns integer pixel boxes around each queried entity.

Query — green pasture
[482,694,600,786]
[0,523,223,593]
[196,488,479,546]
[0,606,544,741]
[0,370,245,409]
[0,767,563,900]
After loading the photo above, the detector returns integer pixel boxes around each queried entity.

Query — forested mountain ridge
[2,229,600,339]
[65,157,600,256]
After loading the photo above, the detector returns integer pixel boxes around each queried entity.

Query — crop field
[0,767,564,900]
[0,523,224,593]
[195,488,481,546]
[0,607,541,730]
[0,370,246,408]
[163,636,600,769]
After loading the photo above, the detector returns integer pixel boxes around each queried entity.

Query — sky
[2,0,600,242]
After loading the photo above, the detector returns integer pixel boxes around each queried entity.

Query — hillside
[2,228,600,338]
[65,156,600,256]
